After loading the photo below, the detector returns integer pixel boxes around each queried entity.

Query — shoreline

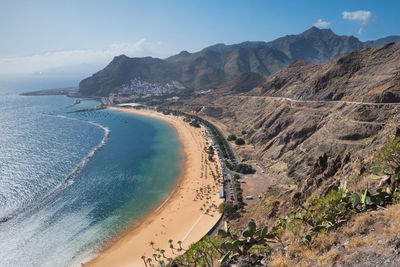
[85,107,223,266]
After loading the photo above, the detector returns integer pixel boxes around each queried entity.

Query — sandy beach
[86,107,223,267]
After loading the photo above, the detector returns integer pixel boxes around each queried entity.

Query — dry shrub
[344,214,375,237]
[317,250,340,266]
[381,204,400,237]
[281,230,297,245]
[293,259,313,267]
[312,232,338,253]
[353,214,374,233]
[286,241,305,258]
[298,248,318,263]
[270,253,291,267]
[348,235,373,248]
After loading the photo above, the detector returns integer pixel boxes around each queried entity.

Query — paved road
[214,127,239,164]
[202,123,238,205]
[237,95,400,106]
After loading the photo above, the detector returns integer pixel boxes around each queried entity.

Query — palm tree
[146,258,153,267]
[177,240,183,251]
[169,243,175,254]
[141,255,148,267]
[160,249,166,258]
[149,241,155,249]
[152,254,157,262]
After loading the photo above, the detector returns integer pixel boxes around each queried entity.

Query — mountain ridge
[79,27,400,96]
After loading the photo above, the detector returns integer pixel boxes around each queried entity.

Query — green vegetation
[276,137,400,243]
[154,109,253,177]
[225,161,254,174]
[227,134,237,141]
[235,138,245,145]
[371,137,400,193]
[206,145,215,154]
[171,137,400,265]
[172,221,275,266]
[217,220,275,263]
[189,120,201,128]
[218,202,236,218]
[155,108,248,173]
[302,183,352,233]
[205,145,215,162]
[232,174,244,206]
[173,236,223,266]
[241,130,247,135]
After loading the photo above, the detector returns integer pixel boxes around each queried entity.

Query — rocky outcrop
[251,43,400,103]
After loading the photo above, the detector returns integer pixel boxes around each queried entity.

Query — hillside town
[119,78,178,97]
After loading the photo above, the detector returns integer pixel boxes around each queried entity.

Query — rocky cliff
[251,42,400,103]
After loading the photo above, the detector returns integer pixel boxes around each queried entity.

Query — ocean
[0,75,182,266]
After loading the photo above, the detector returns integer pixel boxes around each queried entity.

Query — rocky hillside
[166,42,400,267]
[79,55,179,96]
[266,27,400,64]
[79,27,400,96]
[250,42,400,103]
[169,43,400,184]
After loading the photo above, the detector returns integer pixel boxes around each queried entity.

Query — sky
[0,0,399,75]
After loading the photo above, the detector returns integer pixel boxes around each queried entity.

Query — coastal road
[188,96,400,119]
[237,95,400,106]
[202,124,238,205]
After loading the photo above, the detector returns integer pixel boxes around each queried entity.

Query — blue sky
[0,0,399,74]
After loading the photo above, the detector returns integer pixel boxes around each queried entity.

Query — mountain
[79,44,290,96]
[251,42,400,103]
[170,42,400,267]
[79,27,400,96]
[166,44,290,86]
[79,56,179,96]
[364,35,400,48]
[265,27,365,63]
[180,43,400,184]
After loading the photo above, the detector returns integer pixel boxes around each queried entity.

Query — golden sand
[85,107,223,267]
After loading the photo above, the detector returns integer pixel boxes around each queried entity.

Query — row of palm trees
[141,240,184,266]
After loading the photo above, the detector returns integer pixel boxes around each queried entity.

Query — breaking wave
[0,113,110,224]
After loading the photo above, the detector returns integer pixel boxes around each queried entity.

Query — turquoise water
[0,75,182,266]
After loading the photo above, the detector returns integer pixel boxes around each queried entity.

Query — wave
[46,114,111,183]
[0,113,110,224]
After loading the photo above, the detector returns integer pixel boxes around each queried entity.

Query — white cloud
[342,10,373,35]
[0,39,168,74]
[313,19,331,29]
